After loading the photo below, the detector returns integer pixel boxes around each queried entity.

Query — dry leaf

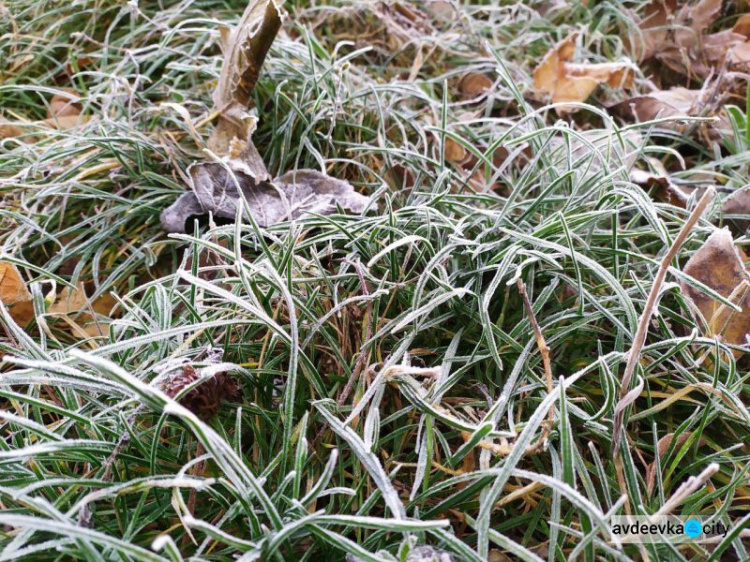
[630,168,684,205]
[681,228,750,354]
[632,0,750,79]
[646,431,703,495]
[42,115,90,130]
[161,167,370,233]
[609,87,704,121]
[165,365,243,420]
[162,2,370,235]
[633,0,721,59]
[533,33,634,110]
[0,122,23,139]
[49,284,116,316]
[210,0,285,157]
[47,89,82,120]
[719,189,750,234]
[488,550,513,562]
[674,0,723,48]
[733,14,750,38]
[425,1,455,21]
[48,284,117,338]
[458,73,492,99]
[443,137,467,164]
[629,157,707,207]
[0,114,90,141]
[0,262,34,327]
[634,0,676,60]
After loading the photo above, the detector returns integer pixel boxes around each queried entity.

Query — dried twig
[516,279,554,454]
[337,260,374,405]
[612,187,715,458]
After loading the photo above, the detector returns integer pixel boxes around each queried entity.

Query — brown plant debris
[162,0,370,234]
[165,365,243,420]
[0,262,34,327]
[210,0,285,157]
[533,33,635,111]
[457,73,493,100]
[630,0,750,80]
[161,168,370,233]
[646,431,705,495]
[681,228,750,354]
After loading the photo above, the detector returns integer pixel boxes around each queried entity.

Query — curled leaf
[210,0,285,156]
[609,87,705,122]
[681,228,750,354]
[161,167,370,233]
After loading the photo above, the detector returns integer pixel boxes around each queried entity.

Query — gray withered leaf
[160,164,371,233]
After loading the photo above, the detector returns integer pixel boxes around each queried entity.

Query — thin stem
[612,187,715,458]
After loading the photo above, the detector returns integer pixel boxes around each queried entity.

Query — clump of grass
[1,1,749,560]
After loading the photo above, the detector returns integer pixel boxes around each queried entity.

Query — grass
[1,0,750,560]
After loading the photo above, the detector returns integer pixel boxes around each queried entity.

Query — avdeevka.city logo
[610,516,729,544]
[684,518,703,539]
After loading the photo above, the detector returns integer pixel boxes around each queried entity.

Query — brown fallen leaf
[162,0,370,234]
[719,189,750,234]
[733,14,750,38]
[165,364,243,420]
[633,0,675,61]
[609,87,706,122]
[0,122,24,140]
[0,262,34,327]
[631,0,750,80]
[629,156,709,207]
[458,73,493,100]
[0,114,90,142]
[631,0,720,59]
[533,33,635,111]
[48,284,118,338]
[488,550,513,562]
[630,168,685,206]
[443,137,467,164]
[47,89,82,120]
[42,115,90,130]
[673,0,723,49]
[681,228,750,354]
[645,431,704,495]
[1,88,87,141]
[49,284,116,316]
[424,0,455,21]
